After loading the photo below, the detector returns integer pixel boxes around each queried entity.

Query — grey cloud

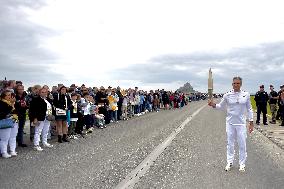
[0,0,64,85]
[111,42,284,92]
[0,0,46,11]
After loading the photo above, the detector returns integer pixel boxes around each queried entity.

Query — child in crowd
[145,93,153,112]
[169,93,175,109]
[82,93,93,133]
[134,92,140,115]
[68,93,78,139]
[90,96,97,127]
[108,89,119,123]
[128,90,135,117]
[139,92,145,114]
[122,93,129,120]
[93,105,105,129]
[75,94,85,137]
[153,95,159,112]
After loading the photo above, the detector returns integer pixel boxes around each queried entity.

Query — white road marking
[115,104,207,189]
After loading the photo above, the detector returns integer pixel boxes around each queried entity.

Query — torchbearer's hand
[208,99,216,108]
[248,122,254,133]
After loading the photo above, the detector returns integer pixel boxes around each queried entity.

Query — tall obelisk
[208,68,213,99]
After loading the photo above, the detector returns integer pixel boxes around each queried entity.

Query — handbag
[56,108,66,116]
[0,118,14,129]
[55,95,67,116]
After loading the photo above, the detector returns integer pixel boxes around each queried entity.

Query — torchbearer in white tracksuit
[208,76,254,172]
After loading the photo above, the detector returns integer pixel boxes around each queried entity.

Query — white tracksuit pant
[34,119,50,146]
[0,128,11,155]
[0,122,18,155]
[226,123,247,166]
[9,122,18,153]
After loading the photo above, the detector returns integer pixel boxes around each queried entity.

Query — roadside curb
[253,112,284,150]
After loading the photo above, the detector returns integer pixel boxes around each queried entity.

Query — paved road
[0,101,283,189]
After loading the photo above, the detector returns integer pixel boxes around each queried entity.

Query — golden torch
[208,68,213,99]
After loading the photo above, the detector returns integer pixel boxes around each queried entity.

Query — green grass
[250,96,271,116]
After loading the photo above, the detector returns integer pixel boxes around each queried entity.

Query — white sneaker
[87,128,93,133]
[239,165,246,172]
[69,135,74,139]
[43,143,53,148]
[2,153,11,158]
[10,152,17,157]
[73,135,78,140]
[225,163,233,171]
[34,145,43,151]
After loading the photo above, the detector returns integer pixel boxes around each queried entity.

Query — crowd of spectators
[0,80,194,158]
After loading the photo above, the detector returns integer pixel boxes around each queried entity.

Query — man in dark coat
[254,85,269,125]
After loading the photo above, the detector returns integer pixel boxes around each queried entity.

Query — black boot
[58,135,63,143]
[62,134,70,142]
[18,143,28,147]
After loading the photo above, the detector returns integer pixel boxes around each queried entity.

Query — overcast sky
[0,0,284,93]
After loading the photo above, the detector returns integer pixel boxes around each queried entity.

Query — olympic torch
[208,68,213,99]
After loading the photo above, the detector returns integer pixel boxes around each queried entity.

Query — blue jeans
[84,114,93,129]
[140,104,144,112]
[134,105,139,114]
[17,115,26,144]
[147,103,152,111]
[111,111,117,122]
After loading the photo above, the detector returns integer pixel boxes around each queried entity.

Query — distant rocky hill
[177,82,196,93]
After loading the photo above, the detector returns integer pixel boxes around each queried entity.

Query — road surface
[0,101,283,189]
